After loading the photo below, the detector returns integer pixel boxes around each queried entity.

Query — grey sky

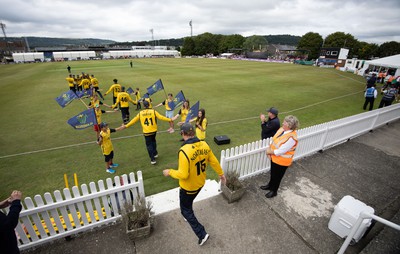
[1,0,399,44]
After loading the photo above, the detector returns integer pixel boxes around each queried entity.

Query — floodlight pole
[189,20,192,37]
[150,28,154,47]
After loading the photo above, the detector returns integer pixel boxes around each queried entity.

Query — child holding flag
[155,93,175,133]
[97,122,119,174]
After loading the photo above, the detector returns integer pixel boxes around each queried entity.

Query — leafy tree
[181,37,195,56]
[297,32,323,60]
[218,34,245,53]
[264,34,301,46]
[378,41,400,57]
[356,41,379,59]
[242,35,268,52]
[193,33,221,55]
[324,32,359,57]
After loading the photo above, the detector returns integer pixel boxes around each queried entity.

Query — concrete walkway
[23,120,400,254]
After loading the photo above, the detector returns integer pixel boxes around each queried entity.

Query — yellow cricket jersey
[105,84,121,97]
[80,78,91,90]
[164,99,173,111]
[95,108,104,124]
[66,77,75,88]
[125,109,170,136]
[195,117,207,140]
[113,92,136,108]
[169,138,224,191]
[135,91,141,100]
[179,108,189,122]
[99,128,115,155]
[91,77,99,88]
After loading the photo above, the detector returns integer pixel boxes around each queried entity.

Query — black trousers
[120,107,130,124]
[268,160,288,192]
[144,134,157,161]
[363,97,375,111]
[179,188,207,240]
[378,98,394,108]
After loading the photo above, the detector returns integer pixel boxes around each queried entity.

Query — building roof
[366,54,400,69]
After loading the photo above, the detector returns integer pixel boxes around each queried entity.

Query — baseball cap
[180,123,194,133]
[99,122,108,128]
[267,107,278,115]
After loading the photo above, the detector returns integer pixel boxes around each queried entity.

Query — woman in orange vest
[260,115,299,198]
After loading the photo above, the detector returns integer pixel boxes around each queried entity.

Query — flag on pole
[147,79,164,95]
[55,90,78,108]
[75,89,92,98]
[67,108,97,130]
[170,90,185,110]
[185,101,200,123]
[126,87,134,94]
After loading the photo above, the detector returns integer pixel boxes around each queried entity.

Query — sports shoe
[110,163,119,168]
[198,234,209,246]
[154,154,159,158]
[168,129,175,133]
[151,160,157,165]
[106,168,116,174]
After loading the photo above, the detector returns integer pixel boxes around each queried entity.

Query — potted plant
[121,196,154,241]
[221,169,245,203]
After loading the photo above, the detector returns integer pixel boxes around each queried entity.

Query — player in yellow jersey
[66,74,75,92]
[97,122,120,174]
[163,123,226,245]
[90,74,104,100]
[104,79,122,105]
[112,87,137,124]
[117,100,173,165]
[75,75,82,91]
[80,75,91,91]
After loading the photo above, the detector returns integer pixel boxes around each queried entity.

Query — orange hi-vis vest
[270,128,298,166]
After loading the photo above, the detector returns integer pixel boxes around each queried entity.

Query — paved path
[23,120,400,254]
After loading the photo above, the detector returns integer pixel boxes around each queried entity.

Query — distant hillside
[8,34,301,48]
[8,37,116,48]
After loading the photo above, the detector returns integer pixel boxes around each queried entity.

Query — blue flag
[147,79,164,95]
[67,108,97,130]
[55,90,78,108]
[170,90,186,110]
[186,101,200,123]
[126,87,134,94]
[75,89,92,98]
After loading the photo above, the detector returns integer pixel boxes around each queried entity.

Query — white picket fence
[220,103,400,178]
[12,171,145,251]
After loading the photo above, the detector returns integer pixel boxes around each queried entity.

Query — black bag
[214,135,230,145]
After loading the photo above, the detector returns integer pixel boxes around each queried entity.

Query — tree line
[179,32,399,60]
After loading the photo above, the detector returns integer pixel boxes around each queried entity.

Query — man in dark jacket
[0,190,23,254]
[260,107,280,140]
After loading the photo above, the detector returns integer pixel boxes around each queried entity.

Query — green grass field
[0,58,373,200]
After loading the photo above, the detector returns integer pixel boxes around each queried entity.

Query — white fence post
[16,171,146,251]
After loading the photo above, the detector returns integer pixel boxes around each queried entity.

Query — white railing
[337,211,400,254]
[9,171,145,251]
[220,103,400,178]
